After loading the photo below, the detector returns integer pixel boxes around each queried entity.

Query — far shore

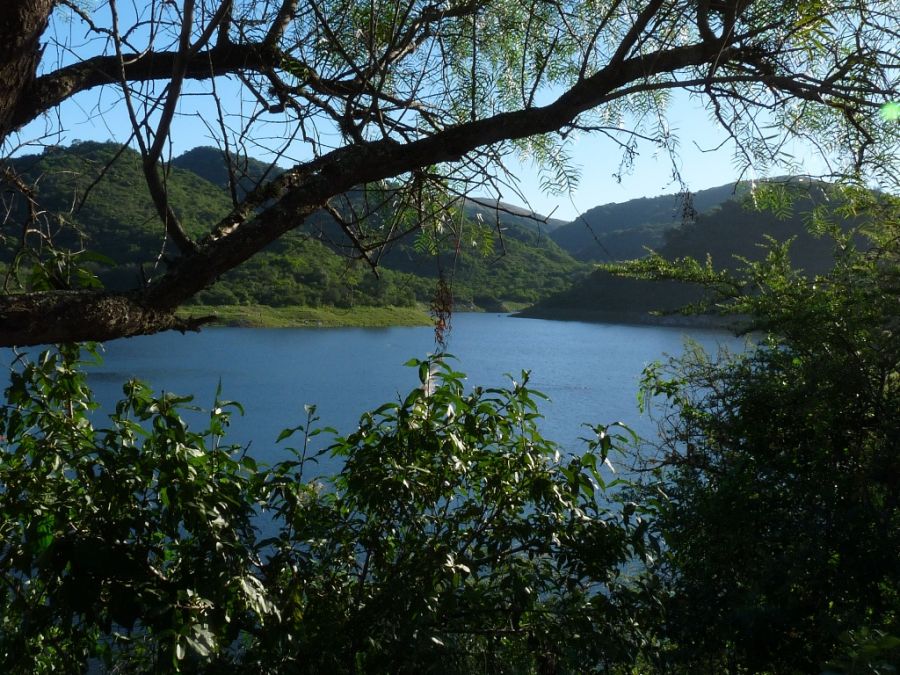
[176,303,746,332]
[177,304,432,329]
[513,307,746,331]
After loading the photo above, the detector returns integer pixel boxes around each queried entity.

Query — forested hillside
[2,142,587,316]
[3,142,864,327]
[4,142,231,292]
[523,182,860,324]
[549,182,744,261]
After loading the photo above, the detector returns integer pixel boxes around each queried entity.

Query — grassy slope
[179,304,432,328]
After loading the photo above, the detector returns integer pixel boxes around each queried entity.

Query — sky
[501,94,751,221]
[14,3,838,224]
[16,82,766,223]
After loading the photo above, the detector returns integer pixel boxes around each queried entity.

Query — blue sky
[503,94,747,221]
[18,4,827,223]
[18,82,761,222]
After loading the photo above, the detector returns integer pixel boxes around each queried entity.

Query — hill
[550,182,745,261]
[464,198,567,233]
[170,146,585,309]
[171,146,567,235]
[12,142,853,329]
[2,142,587,318]
[6,141,233,290]
[170,146,283,201]
[520,183,858,325]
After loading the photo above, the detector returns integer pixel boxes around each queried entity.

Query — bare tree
[0,0,897,346]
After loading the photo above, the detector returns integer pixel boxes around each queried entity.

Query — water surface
[71,314,744,473]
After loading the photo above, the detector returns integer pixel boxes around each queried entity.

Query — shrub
[0,349,646,673]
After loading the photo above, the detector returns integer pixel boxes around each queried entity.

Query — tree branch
[1,6,891,346]
[0,290,214,345]
[110,0,198,256]
[11,42,272,134]
[263,0,299,50]
[2,39,747,346]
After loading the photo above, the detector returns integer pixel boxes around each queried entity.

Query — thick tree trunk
[0,1,55,144]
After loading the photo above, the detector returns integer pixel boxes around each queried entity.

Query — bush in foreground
[626,195,900,673]
[0,349,646,673]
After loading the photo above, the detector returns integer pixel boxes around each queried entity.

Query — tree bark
[0,1,55,143]
[0,291,213,345]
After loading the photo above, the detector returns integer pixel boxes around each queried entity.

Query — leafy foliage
[628,196,900,672]
[0,349,645,673]
[0,345,272,672]
[246,359,648,673]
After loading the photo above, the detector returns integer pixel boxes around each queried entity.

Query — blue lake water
[28,313,746,475]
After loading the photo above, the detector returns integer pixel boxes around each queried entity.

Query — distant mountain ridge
[2,141,586,312]
[521,181,860,325]
[464,198,568,233]
[171,146,283,200]
[4,141,856,327]
[171,146,567,235]
[549,182,746,261]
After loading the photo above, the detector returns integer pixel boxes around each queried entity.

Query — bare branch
[264,0,300,50]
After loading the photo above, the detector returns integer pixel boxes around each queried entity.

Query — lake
[32,313,744,475]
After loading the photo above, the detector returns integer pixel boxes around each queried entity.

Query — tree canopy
[1,0,898,346]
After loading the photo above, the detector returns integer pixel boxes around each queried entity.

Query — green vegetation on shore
[177,304,431,328]
[3,142,585,323]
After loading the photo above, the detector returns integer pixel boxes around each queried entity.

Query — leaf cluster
[0,345,269,672]
[628,197,900,672]
[0,349,646,673]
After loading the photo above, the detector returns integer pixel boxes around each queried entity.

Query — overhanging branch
[11,42,273,133]
[0,291,214,345]
[1,31,887,347]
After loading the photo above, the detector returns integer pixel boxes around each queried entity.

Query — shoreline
[512,307,746,331]
[176,303,746,333]
[177,304,432,328]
